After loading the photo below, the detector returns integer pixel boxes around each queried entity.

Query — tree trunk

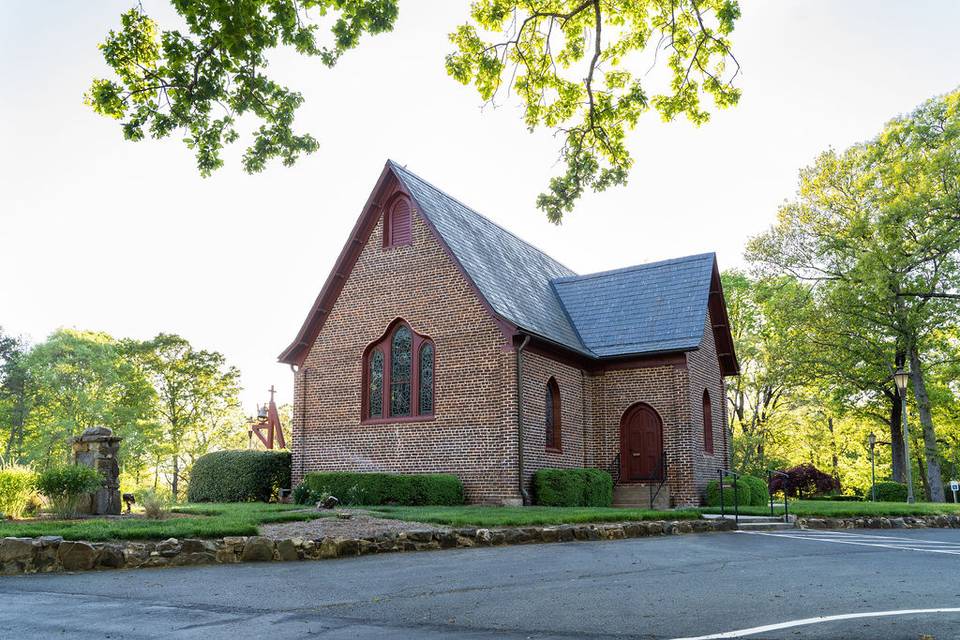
[916,448,931,502]
[887,389,906,483]
[909,348,945,502]
[827,417,839,482]
[171,455,179,502]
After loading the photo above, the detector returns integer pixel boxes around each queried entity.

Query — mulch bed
[258,509,449,540]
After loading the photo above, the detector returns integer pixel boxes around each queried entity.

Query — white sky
[2,1,959,412]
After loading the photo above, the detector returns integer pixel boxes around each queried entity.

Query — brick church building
[279,161,738,507]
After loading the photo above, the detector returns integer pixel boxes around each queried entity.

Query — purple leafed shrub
[769,464,840,498]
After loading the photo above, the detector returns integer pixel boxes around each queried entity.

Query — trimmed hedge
[874,481,908,503]
[705,478,752,507]
[532,468,613,507]
[303,472,464,506]
[739,475,769,507]
[188,450,291,503]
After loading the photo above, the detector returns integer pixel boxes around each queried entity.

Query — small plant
[138,490,170,519]
[291,482,314,505]
[0,463,38,519]
[35,465,103,519]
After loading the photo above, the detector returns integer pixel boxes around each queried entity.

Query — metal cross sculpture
[250,386,287,449]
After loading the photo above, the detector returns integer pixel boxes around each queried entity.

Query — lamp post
[868,432,877,502]
[893,367,915,504]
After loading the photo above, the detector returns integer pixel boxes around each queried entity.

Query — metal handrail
[718,469,741,526]
[649,451,669,509]
[767,469,789,522]
[611,453,621,485]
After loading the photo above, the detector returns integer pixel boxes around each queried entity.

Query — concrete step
[613,483,670,510]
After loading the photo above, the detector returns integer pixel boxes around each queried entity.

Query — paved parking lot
[2,527,960,639]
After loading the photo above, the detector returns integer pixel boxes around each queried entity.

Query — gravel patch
[259,509,449,540]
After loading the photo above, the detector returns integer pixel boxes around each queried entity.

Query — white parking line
[669,608,960,640]
[738,529,960,555]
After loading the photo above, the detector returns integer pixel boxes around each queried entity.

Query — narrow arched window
[545,377,561,450]
[390,326,412,416]
[418,342,434,415]
[384,197,412,247]
[368,350,384,418]
[703,389,714,454]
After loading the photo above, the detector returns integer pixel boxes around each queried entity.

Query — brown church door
[620,404,664,482]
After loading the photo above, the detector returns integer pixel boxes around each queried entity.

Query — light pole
[893,367,915,504]
[868,432,877,502]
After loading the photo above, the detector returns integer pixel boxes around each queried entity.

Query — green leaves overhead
[89,1,740,220]
[85,1,400,176]
[447,0,742,222]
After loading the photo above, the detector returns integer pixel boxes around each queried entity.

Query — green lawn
[700,500,960,518]
[0,503,323,542]
[364,505,700,527]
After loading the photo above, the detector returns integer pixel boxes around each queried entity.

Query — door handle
[631,453,640,457]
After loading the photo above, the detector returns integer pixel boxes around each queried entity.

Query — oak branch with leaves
[87,0,741,221]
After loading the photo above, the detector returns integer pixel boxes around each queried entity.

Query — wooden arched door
[619,403,664,482]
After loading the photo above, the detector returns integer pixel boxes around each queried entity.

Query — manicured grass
[365,505,700,527]
[700,500,960,518]
[0,503,323,542]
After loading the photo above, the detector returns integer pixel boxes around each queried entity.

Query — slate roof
[389,161,718,360]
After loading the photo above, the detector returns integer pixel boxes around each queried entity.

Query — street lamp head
[868,432,876,448]
[893,367,910,393]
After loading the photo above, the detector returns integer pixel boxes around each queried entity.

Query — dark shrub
[532,468,613,507]
[187,450,291,502]
[705,478,751,507]
[873,481,908,502]
[768,464,840,498]
[738,475,769,507]
[303,472,464,506]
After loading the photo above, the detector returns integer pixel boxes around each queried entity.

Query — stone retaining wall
[796,515,960,530]
[0,519,734,575]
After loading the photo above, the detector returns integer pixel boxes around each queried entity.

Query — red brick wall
[292,196,520,504]
[519,350,587,497]
[685,310,730,502]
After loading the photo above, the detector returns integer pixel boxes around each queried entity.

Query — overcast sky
[2,1,959,412]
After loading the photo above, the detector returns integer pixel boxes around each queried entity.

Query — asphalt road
[2,528,960,639]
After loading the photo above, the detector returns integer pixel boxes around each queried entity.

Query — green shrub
[291,481,314,505]
[303,472,464,506]
[739,475,769,507]
[532,468,614,507]
[187,450,291,503]
[0,465,37,519]
[36,465,103,518]
[705,477,752,507]
[874,481,908,502]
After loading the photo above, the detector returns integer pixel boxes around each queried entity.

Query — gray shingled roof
[553,254,715,357]
[389,161,715,359]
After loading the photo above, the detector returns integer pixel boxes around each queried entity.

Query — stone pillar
[71,427,122,515]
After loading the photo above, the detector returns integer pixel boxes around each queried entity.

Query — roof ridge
[388,160,578,276]
[553,252,716,285]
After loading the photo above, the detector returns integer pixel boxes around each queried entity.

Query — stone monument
[71,427,122,515]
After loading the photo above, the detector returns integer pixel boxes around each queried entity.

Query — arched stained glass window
[390,326,412,417]
[368,350,383,418]
[419,343,434,415]
[545,378,561,450]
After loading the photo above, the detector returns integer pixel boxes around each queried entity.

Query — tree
[87,0,741,221]
[136,334,241,500]
[747,89,960,501]
[0,327,30,461]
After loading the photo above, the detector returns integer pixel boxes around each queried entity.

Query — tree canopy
[86,0,741,221]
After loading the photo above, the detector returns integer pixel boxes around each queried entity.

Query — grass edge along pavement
[700,499,960,518]
[0,503,320,542]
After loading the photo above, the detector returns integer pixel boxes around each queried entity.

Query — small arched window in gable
[545,377,561,451]
[384,197,412,247]
[703,389,714,454]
